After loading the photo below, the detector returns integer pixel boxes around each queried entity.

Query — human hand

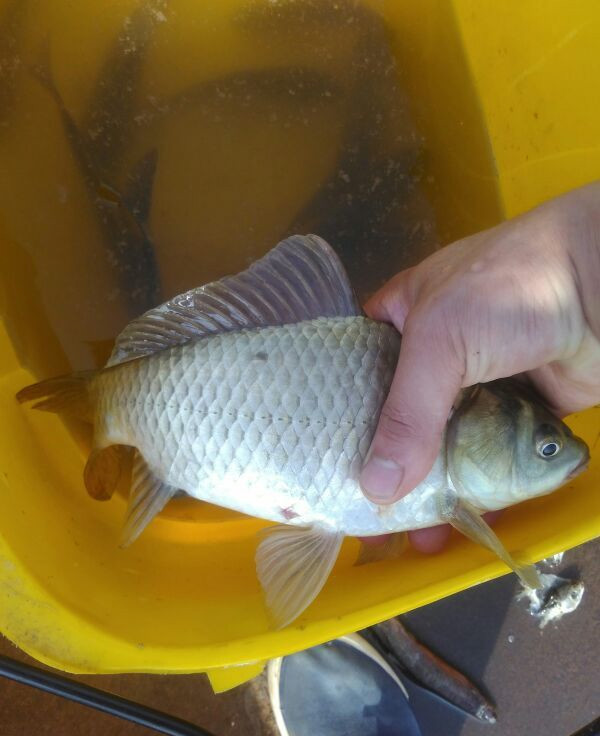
[359,182,600,552]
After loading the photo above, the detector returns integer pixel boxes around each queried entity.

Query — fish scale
[92,315,445,535]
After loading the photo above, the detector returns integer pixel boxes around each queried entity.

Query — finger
[408,524,452,554]
[360,311,464,503]
[363,268,415,328]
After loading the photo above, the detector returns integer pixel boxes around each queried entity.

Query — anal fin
[121,451,177,547]
[441,494,541,589]
[256,525,344,629]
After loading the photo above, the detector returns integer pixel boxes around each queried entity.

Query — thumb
[359,314,464,503]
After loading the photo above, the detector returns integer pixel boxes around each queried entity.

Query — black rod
[0,654,217,736]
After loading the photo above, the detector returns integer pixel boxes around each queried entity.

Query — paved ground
[402,537,600,736]
[1,537,598,736]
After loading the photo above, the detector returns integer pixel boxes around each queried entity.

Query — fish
[120,148,159,236]
[133,66,343,129]
[363,617,496,723]
[275,1,429,298]
[25,1,167,319]
[30,47,161,314]
[16,235,590,628]
[80,0,168,180]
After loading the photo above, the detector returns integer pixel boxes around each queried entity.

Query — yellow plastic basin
[0,0,598,691]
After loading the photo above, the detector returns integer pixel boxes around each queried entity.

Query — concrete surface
[1,538,598,735]
[402,537,600,735]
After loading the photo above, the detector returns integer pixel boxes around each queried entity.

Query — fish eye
[537,440,561,458]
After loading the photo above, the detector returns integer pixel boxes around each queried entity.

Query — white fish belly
[97,316,444,536]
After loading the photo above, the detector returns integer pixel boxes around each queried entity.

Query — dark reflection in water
[0,0,436,375]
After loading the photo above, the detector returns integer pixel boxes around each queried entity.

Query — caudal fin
[16,370,96,420]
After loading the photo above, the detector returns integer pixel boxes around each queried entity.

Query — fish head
[446,379,590,509]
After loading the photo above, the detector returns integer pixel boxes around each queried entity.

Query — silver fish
[17,235,590,628]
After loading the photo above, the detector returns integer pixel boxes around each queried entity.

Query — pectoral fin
[120,451,177,547]
[256,525,344,629]
[355,533,407,566]
[441,495,541,589]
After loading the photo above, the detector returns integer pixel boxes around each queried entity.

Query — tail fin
[16,370,96,420]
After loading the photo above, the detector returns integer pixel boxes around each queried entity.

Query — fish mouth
[567,456,589,480]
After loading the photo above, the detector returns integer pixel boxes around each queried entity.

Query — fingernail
[360,456,405,503]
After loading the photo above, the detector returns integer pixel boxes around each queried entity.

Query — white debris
[541,552,564,568]
[517,572,584,629]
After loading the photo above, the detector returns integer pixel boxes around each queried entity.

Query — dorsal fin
[107,234,361,366]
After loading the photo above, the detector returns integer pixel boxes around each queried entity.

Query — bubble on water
[151,9,167,22]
